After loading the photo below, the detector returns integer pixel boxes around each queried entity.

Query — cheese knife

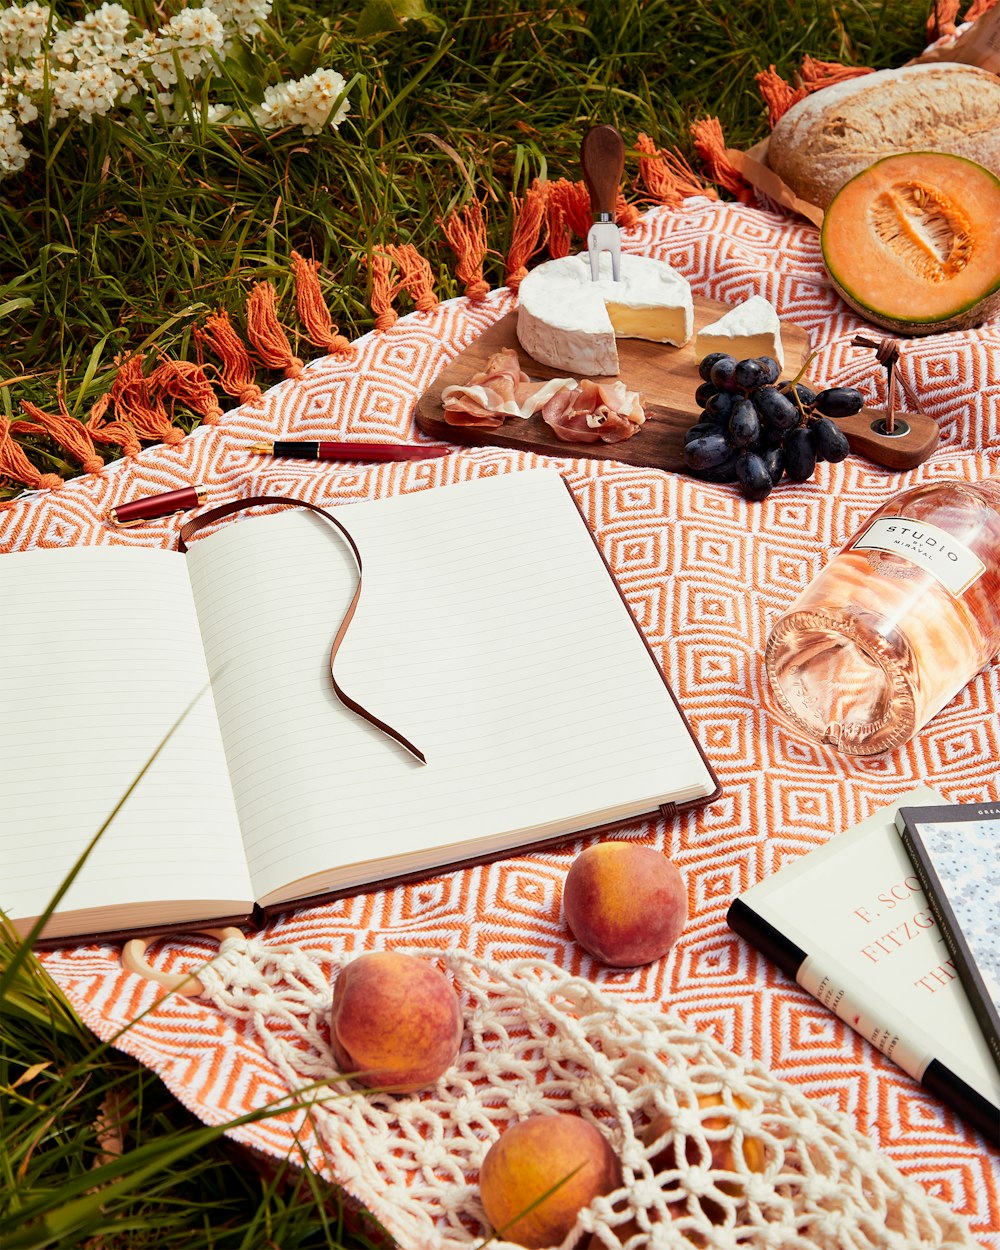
[581,123,625,282]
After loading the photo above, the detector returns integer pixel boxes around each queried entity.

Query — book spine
[796,954,930,1082]
[727,898,1000,1143]
[726,898,806,981]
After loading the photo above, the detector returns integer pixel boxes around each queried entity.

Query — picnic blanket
[2,197,998,1247]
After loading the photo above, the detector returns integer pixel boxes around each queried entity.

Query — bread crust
[767,63,1000,210]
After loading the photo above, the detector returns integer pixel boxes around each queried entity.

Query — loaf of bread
[766,63,1000,209]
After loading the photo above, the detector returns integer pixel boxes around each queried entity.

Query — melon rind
[821,152,1000,337]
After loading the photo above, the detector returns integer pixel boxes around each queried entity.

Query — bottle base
[764,609,918,756]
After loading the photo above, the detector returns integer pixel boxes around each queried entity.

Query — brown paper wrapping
[729,7,1000,227]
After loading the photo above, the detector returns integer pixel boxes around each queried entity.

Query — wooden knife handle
[581,124,625,218]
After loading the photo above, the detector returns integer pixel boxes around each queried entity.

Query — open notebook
[2,469,719,944]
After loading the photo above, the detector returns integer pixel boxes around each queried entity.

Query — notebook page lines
[0,547,253,924]
[183,471,711,902]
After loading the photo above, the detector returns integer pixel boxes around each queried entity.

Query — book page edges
[257,788,719,913]
[20,900,256,950]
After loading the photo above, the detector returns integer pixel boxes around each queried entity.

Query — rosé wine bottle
[765,478,1000,755]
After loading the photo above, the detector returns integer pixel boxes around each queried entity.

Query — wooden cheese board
[415,298,939,472]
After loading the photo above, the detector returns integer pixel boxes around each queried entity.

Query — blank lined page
[185,470,714,905]
[0,547,253,933]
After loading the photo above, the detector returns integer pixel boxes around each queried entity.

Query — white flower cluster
[0,102,28,170]
[205,0,272,43]
[0,0,350,177]
[253,67,350,135]
[147,7,225,90]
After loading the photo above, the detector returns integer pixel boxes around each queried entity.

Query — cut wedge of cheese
[695,295,784,368]
[516,252,693,376]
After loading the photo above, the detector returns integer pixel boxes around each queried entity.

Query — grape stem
[783,348,819,423]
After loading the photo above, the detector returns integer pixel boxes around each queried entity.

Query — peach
[643,1093,766,1231]
[585,1095,766,1247]
[479,1113,621,1249]
[644,1092,766,1179]
[562,842,687,967]
[329,951,463,1093]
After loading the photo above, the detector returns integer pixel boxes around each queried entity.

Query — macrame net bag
[192,935,976,1250]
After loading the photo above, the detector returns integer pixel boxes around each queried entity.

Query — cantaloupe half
[821,151,1000,336]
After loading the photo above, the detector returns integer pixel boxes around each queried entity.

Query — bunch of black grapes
[684,353,865,501]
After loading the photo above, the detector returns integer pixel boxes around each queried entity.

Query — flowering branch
[0,0,351,175]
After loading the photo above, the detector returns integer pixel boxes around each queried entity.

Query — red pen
[110,484,207,527]
[249,440,452,462]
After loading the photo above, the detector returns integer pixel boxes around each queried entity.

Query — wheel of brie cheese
[516,252,694,376]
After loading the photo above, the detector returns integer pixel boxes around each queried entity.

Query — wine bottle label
[851,517,986,596]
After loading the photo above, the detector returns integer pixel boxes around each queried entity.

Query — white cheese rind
[695,295,784,368]
[516,252,694,376]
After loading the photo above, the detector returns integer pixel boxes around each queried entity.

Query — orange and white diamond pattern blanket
[2,199,998,1247]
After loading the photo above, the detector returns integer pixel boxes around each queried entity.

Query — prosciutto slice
[441,348,582,429]
[540,379,645,444]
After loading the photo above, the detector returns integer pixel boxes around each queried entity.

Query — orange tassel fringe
[246,281,304,378]
[148,358,225,425]
[552,180,593,243]
[109,354,184,445]
[927,0,961,37]
[755,66,808,128]
[441,201,490,300]
[635,134,716,206]
[290,252,354,356]
[690,117,753,203]
[81,392,142,458]
[194,311,263,405]
[367,251,403,331]
[799,56,873,92]
[505,184,548,292]
[388,243,439,313]
[615,194,640,230]
[14,396,105,474]
[543,183,573,260]
[0,413,65,494]
[963,0,997,22]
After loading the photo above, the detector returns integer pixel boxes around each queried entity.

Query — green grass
[0,0,932,498]
[2,1,934,1244]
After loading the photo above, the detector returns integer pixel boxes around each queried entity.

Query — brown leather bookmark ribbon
[178,495,426,764]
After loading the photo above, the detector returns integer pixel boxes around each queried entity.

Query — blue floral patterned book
[895,802,1000,1081]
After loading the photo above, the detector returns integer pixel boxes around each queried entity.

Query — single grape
[695,380,719,407]
[756,356,780,385]
[763,446,784,485]
[733,358,767,392]
[736,451,773,501]
[704,391,736,421]
[813,387,864,418]
[685,431,736,471]
[751,386,799,433]
[709,356,739,392]
[779,382,816,409]
[728,397,760,449]
[811,416,851,462]
[691,448,740,483]
[763,425,786,450]
[698,351,735,383]
[685,421,719,444]
[784,426,817,481]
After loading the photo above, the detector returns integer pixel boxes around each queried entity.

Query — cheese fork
[581,124,625,282]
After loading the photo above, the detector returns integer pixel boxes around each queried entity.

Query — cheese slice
[516,252,693,376]
[695,295,784,367]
